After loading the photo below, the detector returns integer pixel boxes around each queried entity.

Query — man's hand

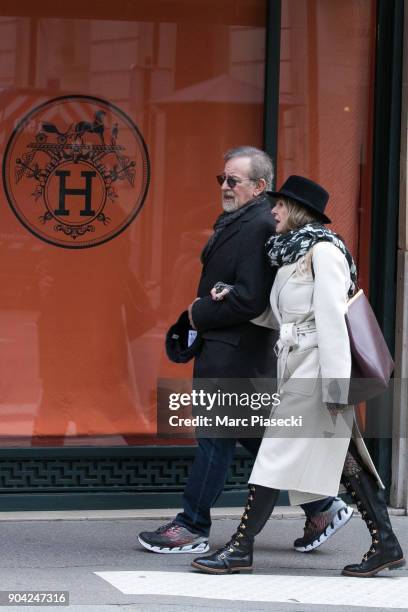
[188,298,200,329]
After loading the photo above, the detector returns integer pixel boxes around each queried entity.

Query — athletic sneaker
[138,521,209,554]
[294,498,354,552]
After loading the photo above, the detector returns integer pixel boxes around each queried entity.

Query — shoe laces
[362,544,377,562]
[343,478,379,563]
[215,542,233,556]
[362,524,379,561]
[214,533,242,556]
[156,521,180,535]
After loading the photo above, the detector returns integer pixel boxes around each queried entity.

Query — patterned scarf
[201,196,263,263]
[265,223,357,296]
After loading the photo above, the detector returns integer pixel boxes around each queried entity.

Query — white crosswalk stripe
[95,570,408,608]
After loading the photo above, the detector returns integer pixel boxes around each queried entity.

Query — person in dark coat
[138,147,349,555]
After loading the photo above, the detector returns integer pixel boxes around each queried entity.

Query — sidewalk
[0,504,405,521]
[0,508,406,611]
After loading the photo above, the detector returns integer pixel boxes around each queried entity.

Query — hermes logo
[2,95,150,248]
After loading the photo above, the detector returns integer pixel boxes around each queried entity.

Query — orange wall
[0,0,376,445]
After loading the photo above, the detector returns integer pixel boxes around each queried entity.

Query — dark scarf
[265,223,357,296]
[201,196,262,263]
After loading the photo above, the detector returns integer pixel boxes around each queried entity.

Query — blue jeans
[175,437,333,536]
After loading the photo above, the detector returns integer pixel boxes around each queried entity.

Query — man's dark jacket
[191,195,278,378]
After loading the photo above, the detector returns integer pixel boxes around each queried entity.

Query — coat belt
[274,321,317,358]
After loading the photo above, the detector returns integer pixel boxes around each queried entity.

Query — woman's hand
[210,281,234,301]
[211,286,230,301]
[326,403,347,415]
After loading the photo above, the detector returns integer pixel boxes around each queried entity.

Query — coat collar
[240,194,272,221]
[203,195,272,263]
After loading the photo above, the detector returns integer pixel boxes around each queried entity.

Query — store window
[278,0,376,284]
[277,0,376,431]
[0,2,267,445]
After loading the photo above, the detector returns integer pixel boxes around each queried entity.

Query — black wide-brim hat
[268,175,331,224]
[165,310,203,363]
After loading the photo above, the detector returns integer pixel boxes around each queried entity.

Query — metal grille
[0,455,253,493]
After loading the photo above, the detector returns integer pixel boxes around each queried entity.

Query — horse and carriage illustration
[36,110,119,146]
[20,109,135,190]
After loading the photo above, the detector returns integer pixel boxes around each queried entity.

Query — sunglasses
[216,174,254,189]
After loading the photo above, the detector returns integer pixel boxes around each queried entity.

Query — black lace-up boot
[342,470,405,577]
[191,485,279,574]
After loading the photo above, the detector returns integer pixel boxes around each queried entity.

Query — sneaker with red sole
[138,521,209,554]
[294,498,354,552]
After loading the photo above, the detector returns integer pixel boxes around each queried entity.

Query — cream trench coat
[250,242,383,505]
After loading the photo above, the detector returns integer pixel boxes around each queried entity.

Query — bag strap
[309,245,356,297]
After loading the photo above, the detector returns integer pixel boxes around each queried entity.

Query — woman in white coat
[192,175,405,577]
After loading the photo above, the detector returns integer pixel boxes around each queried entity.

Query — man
[138,146,352,554]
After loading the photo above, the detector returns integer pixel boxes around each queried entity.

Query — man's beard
[222,195,240,212]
